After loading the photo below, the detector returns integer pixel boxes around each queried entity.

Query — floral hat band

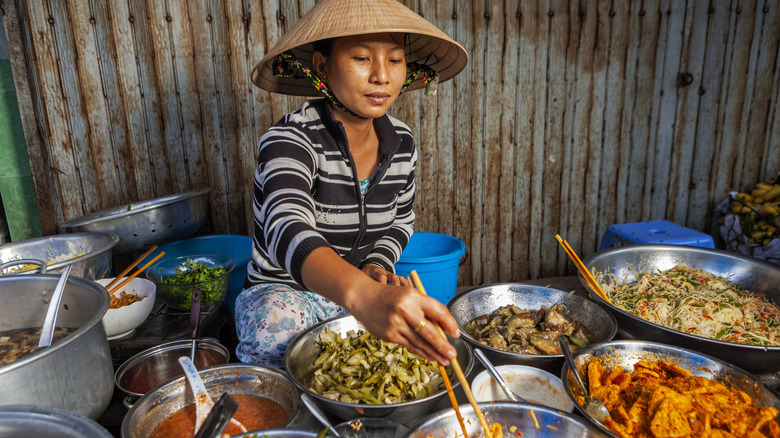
[272,51,440,119]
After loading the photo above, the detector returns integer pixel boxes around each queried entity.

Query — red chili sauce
[150,395,287,438]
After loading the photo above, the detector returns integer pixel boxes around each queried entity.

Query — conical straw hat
[252,0,468,96]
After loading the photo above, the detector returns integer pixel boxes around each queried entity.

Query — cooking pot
[0,405,113,438]
[0,275,114,420]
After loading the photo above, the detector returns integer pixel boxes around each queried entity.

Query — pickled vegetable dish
[308,327,450,404]
[464,303,592,354]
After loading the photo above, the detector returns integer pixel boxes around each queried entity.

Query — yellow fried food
[584,359,780,438]
[109,291,143,309]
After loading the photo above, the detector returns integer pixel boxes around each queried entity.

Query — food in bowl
[471,364,574,412]
[0,326,76,366]
[146,255,235,310]
[150,394,288,438]
[585,358,780,437]
[600,263,780,346]
[464,303,593,354]
[97,277,156,339]
[109,291,143,309]
[309,326,450,404]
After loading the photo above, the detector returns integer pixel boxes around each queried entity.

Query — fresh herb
[158,258,229,309]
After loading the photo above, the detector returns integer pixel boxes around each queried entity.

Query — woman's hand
[361,263,409,286]
[301,247,460,366]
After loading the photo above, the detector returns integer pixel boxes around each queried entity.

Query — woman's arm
[301,245,459,366]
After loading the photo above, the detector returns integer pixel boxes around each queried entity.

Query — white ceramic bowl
[471,364,574,412]
[97,277,156,340]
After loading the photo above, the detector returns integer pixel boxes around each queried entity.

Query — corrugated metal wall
[2,0,779,285]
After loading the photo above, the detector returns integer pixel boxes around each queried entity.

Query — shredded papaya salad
[601,264,780,346]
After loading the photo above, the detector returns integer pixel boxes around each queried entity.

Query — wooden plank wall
[2,0,779,286]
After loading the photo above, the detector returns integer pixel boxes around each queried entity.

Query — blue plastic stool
[599,220,715,250]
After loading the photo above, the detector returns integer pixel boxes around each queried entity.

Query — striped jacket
[246,99,416,289]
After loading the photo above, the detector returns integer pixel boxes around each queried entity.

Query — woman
[236,0,469,369]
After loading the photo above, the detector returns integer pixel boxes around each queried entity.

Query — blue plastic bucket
[395,232,466,305]
[151,234,252,310]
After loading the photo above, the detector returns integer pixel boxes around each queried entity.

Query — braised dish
[584,358,779,437]
[0,326,76,366]
[464,303,593,355]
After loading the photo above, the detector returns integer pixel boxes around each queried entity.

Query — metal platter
[560,340,780,438]
[581,244,780,373]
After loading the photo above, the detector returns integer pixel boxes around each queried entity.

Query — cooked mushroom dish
[464,303,592,354]
[0,326,76,366]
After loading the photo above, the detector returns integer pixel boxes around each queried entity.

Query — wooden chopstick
[107,251,165,295]
[104,245,159,291]
[410,271,493,438]
[555,235,612,304]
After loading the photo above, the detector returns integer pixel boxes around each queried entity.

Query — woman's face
[314,33,407,120]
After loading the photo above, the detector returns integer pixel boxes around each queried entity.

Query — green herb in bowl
[146,254,235,310]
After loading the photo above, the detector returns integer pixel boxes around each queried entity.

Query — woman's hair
[312,38,338,58]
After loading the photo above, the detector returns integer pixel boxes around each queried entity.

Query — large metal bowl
[560,340,780,438]
[447,284,618,373]
[58,188,210,253]
[581,244,780,373]
[0,275,114,420]
[0,405,113,438]
[404,401,610,437]
[0,232,119,280]
[284,315,474,425]
[121,363,300,438]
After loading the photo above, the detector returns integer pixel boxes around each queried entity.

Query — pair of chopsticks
[105,245,165,295]
[555,235,612,304]
[410,271,493,438]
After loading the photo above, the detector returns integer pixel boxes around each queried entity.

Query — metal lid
[0,405,113,438]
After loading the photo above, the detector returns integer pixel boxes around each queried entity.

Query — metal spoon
[178,356,247,435]
[38,265,72,348]
[557,334,610,423]
[301,393,340,437]
[474,348,525,403]
[193,392,239,438]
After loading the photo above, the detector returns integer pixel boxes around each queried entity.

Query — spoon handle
[558,334,589,396]
[38,265,72,348]
[474,349,522,403]
[301,393,340,437]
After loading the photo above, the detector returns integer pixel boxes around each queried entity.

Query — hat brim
[251,0,468,96]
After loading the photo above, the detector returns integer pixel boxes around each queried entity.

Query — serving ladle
[38,265,72,348]
[558,334,610,423]
[179,356,246,435]
[474,348,525,403]
[301,393,340,437]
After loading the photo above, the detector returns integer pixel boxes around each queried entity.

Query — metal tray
[58,189,210,253]
[581,244,780,373]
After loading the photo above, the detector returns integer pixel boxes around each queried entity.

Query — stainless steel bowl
[114,338,230,408]
[447,284,618,373]
[581,244,780,373]
[58,188,210,253]
[560,340,780,438]
[0,405,113,438]
[0,275,114,420]
[404,401,611,437]
[121,363,300,438]
[285,315,474,425]
[0,232,119,280]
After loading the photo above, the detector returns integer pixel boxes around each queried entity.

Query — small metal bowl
[121,363,299,438]
[0,231,119,280]
[447,284,618,373]
[284,315,474,425]
[114,338,230,408]
[404,401,611,437]
[560,340,780,438]
[58,188,210,254]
